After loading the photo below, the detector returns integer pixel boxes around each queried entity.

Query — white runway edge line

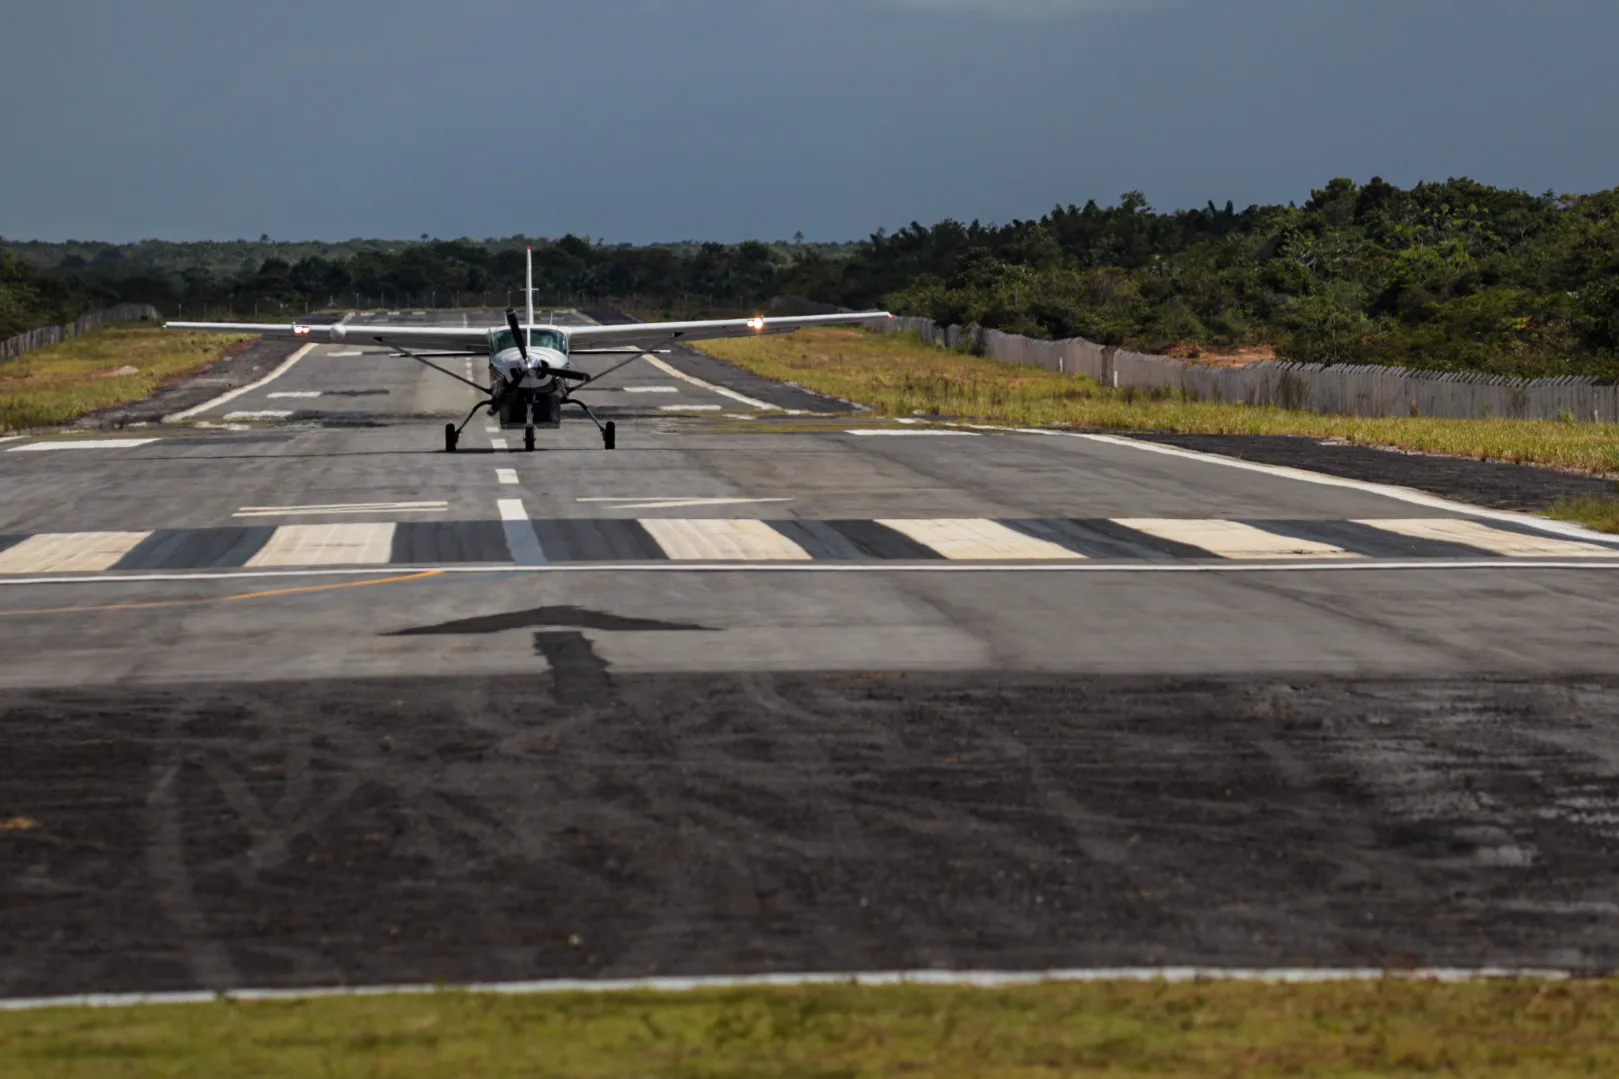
[0,966,1584,1013]
[642,353,785,411]
[5,560,1619,589]
[956,424,1619,544]
[164,343,317,422]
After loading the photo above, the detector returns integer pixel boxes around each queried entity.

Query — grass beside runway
[0,323,251,433]
[695,329,1619,530]
[5,979,1619,1077]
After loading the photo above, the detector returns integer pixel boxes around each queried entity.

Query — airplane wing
[164,321,493,353]
[564,311,892,352]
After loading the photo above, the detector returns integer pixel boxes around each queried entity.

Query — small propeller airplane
[166,246,890,452]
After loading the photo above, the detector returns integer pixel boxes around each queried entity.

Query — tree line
[6,176,1619,379]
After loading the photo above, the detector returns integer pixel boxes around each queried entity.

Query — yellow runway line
[0,570,443,618]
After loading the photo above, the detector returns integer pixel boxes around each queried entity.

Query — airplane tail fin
[525,245,535,336]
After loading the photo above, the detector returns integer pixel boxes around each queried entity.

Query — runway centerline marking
[496,468,519,485]
[490,435,509,451]
[622,386,679,394]
[498,498,547,566]
[267,391,322,399]
[223,410,293,420]
[658,404,723,411]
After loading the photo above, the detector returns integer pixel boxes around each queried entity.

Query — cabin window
[529,328,566,353]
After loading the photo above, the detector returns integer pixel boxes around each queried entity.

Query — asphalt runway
[3,310,1619,1000]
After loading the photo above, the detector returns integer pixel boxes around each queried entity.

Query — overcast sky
[3,0,1616,243]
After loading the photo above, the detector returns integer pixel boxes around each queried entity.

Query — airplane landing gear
[524,425,536,452]
[444,423,458,453]
[603,421,616,450]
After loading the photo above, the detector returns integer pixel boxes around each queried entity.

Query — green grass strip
[695,329,1619,497]
[0,323,250,433]
[3,980,1618,1077]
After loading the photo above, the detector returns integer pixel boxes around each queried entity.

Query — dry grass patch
[0,323,250,433]
[696,329,1619,477]
[1548,495,1619,533]
[3,979,1618,1078]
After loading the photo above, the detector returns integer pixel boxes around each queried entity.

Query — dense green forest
[6,176,1618,379]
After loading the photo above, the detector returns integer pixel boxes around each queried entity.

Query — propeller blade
[504,307,530,364]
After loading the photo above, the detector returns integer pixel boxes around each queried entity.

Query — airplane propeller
[505,307,533,368]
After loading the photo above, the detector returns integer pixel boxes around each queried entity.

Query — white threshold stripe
[0,532,150,573]
[0,966,1580,1012]
[880,518,1081,560]
[1117,519,1359,560]
[1356,518,1619,558]
[165,343,316,422]
[4,560,1619,587]
[639,518,813,561]
[642,353,782,411]
[244,523,396,567]
[957,423,1619,545]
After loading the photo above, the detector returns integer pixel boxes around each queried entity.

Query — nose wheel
[444,423,458,453]
[603,421,616,450]
[524,425,536,452]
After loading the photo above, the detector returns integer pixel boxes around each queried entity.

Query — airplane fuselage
[488,330,573,429]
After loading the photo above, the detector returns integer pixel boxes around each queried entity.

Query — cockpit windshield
[490,327,568,354]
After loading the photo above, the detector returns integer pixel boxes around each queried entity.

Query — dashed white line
[496,468,519,485]
[490,435,509,451]
[165,343,316,421]
[233,500,448,518]
[623,386,679,394]
[497,498,528,522]
[267,391,322,399]
[847,429,979,437]
[658,404,723,412]
[7,438,160,452]
[222,410,293,420]
[642,354,780,410]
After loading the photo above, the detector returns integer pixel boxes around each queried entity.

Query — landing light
[747,316,766,331]
[292,324,312,335]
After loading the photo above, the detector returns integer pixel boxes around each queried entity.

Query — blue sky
[3,0,1616,243]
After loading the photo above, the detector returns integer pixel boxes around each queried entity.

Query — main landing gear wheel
[444,423,458,453]
[524,425,536,452]
[603,421,616,450]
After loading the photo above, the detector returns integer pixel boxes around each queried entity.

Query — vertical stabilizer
[525,245,535,334]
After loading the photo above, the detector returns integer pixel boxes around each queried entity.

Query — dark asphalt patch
[1130,432,1619,513]
[4,672,1619,1000]
[390,605,710,635]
